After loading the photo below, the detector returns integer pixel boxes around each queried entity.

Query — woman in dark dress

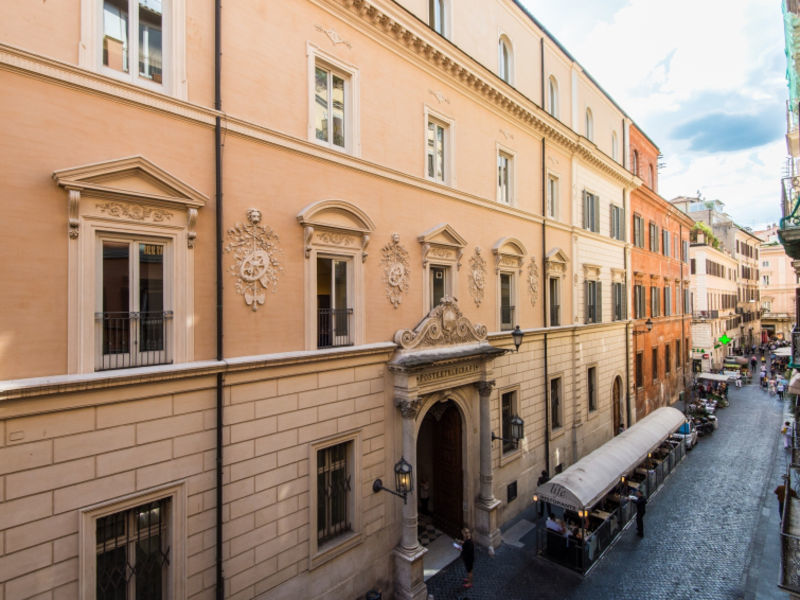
[460,528,474,588]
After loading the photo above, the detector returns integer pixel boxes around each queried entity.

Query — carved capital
[395,396,422,419]
[304,226,314,258]
[186,208,198,249]
[475,380,496,396]
[68,189,80,238]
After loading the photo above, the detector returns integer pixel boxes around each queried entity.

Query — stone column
[474,380,502,549]
[393,396,428,600]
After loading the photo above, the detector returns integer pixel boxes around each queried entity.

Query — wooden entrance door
[432,402,463,537]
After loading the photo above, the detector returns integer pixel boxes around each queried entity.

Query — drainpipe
[680,222,687,415]
[541,137,550,474]
[214,0,224,598]
[624,189,631,428]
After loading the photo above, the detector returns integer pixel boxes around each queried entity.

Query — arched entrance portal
[417,399,463,538]
[612,376,622,433]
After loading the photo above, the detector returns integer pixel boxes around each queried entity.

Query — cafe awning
[789,373,800,395]
[775,347,791,357]
[535,407,686,512]
[697,372,729,382]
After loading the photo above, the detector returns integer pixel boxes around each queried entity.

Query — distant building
[753,225,796,340]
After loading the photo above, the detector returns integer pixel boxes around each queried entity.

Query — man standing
[629,490,647,537]
[537,470,550,517]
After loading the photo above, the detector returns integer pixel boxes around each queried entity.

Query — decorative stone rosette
[468,247,487,307]
[225,208,283,311]
[380,234,410,308]
[527,258,539,306]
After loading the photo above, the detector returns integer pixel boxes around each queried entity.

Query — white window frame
[611,131,619,161]
[547,173,559,219]
[585,107,594,142]
[548,276,561,326]
[497,146,515,205]
[307,43,360,156]
[309,431,362,569]
[419,224,465,315]
[548,76,559,118]
[424,107,454,185]
[79,0,186,98]
[80,483,186,600]
[498,35,513,84]
[498,270,517,331]
[429,264,453,310]
[429,0,451,38]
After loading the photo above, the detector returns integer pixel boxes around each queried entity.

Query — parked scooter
[693,417,714,437]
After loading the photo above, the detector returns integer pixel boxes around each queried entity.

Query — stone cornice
[328,0,636,187]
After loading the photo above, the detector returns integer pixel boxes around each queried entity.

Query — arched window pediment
[492,236,527,273]
[297,199,376,261]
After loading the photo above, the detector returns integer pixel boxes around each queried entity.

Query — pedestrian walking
[455,528,474,589]
[783,421,794,449]
[778,381,785,400]
[629,490,647,537]
[775,481,798,517]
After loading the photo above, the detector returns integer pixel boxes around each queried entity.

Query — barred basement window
[96,498,170,600]
[317,442,352,545]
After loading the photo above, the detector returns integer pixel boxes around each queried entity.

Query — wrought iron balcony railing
[318,308,354,348]
[96,310,172,371]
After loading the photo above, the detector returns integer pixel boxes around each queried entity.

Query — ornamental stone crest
[394,297,487,350]
[527,258,539,307]
[96,201,173,222]
[468,247,487,307]
[225,208,283,311]
[380,233,410,308]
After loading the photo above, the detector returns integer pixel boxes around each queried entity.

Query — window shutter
[621,208,626,241]
[622,284,628,319]
[584,280,589,323]
[593,196,600,232]
[582,191,588,229]
[596,281,602,322]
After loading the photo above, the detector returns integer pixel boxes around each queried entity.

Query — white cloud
[520,0,787,226]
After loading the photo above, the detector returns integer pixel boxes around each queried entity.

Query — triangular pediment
[53,156,207,208]
[546,247,569,264]
[417,223,467,248]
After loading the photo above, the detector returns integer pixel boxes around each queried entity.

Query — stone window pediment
[418,223,467,269]
[611,268,625,284]
[53,155,208,245]
[582,263,601,281]
[297,199,376,262]
[545,248,568,277]
[492,237,527,273]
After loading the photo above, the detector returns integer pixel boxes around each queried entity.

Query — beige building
[689,243,740,371]
[754,225,796,339]
[0,1,645,598]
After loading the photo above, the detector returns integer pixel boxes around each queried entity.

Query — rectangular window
[549,277,560,326]
[612,282,626,321]
[662,229,670,256]
[634,284,646,319]
[652,347,658,381]
[585,280,602,323]
[317,257,352,348]
[102,0,164,85]
[498,152,513,204]
[610,205,625,241]
[314,64,346,149]
[95,498,170,599]
[682,240,689,263]
[650,286,660,317]
[429,0,446,35]
[675,340,681,369]
[635,352,643,388]
[426,119,447,182]
[633,214,645,247]
[500,272,514,331]
[317,442,352,545]
[99,238,170,371]
[587,366,597,412]
[501,391,518,454]
[547,175,559,218]
[664,286,672,316]
[550,378,562,429]
[649,222,658,252]
[665,345,671,374]
[430,265,450,308]
[583,192,600,232]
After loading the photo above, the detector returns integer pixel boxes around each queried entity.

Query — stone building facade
[0,1,645,598]
[629,125,693,420]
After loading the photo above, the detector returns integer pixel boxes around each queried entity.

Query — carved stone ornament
[315,24,352,48]
[527,258,539,307]
[394,296,487,349]
[475,380,496,396]
[96,201,173,222]
[381,233,410,308]
[395,396,423,419]
[468,247,487,307]
[224,208,283,311]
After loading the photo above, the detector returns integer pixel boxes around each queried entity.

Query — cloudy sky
[520,0,788,228]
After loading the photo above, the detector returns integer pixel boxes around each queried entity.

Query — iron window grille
[317,442,351,545]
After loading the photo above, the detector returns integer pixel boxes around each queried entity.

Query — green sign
[718,334,731,345]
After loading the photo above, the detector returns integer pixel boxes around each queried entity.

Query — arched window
[611,132,618,161]
[498,36,513,84]
[632,150,639,176]
[648,164,655,189]
[585,108,594,142]
[429,0,447,37]
[548,76,559,118]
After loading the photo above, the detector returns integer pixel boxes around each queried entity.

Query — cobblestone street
[426,380,791,599]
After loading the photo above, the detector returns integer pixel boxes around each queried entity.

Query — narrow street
[426,377,791,599]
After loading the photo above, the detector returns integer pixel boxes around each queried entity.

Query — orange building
[629,125,693,419]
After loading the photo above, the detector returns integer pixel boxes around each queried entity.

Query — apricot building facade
[1,1,647,598]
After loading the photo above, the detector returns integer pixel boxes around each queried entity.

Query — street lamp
[633,318,653,336]
[492,414,524,448]
[511,325,524,352]
[373,457,413,504]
